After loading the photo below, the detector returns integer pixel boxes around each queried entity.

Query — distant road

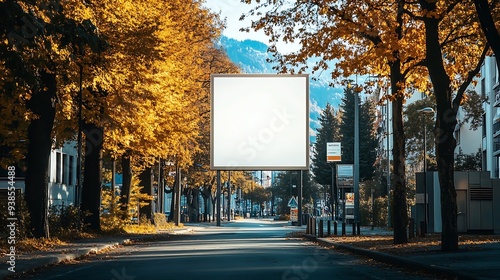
[22,219,437,280]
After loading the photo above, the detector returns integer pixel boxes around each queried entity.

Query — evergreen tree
[339,87,378,181]
[359,98,378,181]
[339,88,356,164]
[312,104,341,186]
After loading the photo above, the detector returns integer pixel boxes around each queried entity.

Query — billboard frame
[210,74,310,171]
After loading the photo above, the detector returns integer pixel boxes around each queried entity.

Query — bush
[48,204,89,238]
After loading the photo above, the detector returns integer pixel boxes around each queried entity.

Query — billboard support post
[298,171,303,226]
[216,170,221,226]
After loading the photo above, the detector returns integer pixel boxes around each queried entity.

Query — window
[454,129,460,145]
[482,114,487,137]
[69,155,74,185]
[63,154,68,185]
[56,152,62,183]
[481,78,486,100]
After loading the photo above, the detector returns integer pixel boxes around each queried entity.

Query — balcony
[494,83,500,107]
[493,140,500,157]
[493,119,500,138]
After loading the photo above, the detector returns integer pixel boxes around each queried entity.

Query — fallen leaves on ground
[325,233,500,255]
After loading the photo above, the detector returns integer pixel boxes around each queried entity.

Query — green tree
[311,103,341,214]
[339,88,377,180]
[312,103,341,186]
[359,96,378,181]
[455,149,482,172]
[404,98,436,167]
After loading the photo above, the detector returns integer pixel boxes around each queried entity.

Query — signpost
[337,164,354,234]
[326,142,341,162]
[288,196,298,223]
[326,142,341,220]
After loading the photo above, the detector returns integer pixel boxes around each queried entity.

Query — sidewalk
[1,227,193,280]
[303,226,500,280]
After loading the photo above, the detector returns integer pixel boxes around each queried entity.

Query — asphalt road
[17,219,438,280]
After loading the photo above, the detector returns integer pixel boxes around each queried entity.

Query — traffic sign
[327,142,341,162]
[287,196,298,208]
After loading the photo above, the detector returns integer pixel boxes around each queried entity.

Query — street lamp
[418,107,435,236]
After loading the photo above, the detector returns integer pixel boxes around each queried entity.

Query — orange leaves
[73,0,229,169]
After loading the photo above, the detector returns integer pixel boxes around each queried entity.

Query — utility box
[414,171,497,234]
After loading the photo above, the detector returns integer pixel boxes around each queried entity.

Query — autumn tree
[0,0,104,238]
[473,0,500,73]
[242,0,428,244]
[70,0,227,226]
[412,0,488,251]
[243,0,490,249]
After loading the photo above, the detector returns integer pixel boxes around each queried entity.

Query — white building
[48,141,78,207]
[0,141,78,208]
[478,55,500,177]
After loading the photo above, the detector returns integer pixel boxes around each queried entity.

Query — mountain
[217,36,343,142]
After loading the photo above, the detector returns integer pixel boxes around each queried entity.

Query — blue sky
[203,1,344,142]
[203,0,300,54]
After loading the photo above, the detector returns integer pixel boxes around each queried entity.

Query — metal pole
[228,171,231,221]
[216,170,221,226]
[330,164,335,220]
[423,115,428,235]
[298,171,303,226]
[354,89,360,225]
[76,64,82,209]
[174,167,182,226]
[386,98,391,228]
[158,158,164,214]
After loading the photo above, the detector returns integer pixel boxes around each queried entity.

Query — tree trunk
[187,188,200,222]
[423,3,458,251]
[474,0,500,74]
[24,69,56,238]
[201,184,213,222]
[389,61,408,244]
[138,166,153,222]
[81,123,103,231]
[120,152,132,220]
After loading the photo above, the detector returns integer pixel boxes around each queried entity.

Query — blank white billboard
[211,74,309,170]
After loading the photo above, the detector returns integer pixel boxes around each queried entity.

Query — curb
[303,234,494,280]
[2,240,126,280]
[2,229,193,280]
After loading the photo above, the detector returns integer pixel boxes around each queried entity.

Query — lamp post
[418,107,435,236]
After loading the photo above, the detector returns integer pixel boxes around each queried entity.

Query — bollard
[334,221,338,236]
[409,218,415,239]
[420,221,426,237]
[327,220,331,236]
[319,219,324,237]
